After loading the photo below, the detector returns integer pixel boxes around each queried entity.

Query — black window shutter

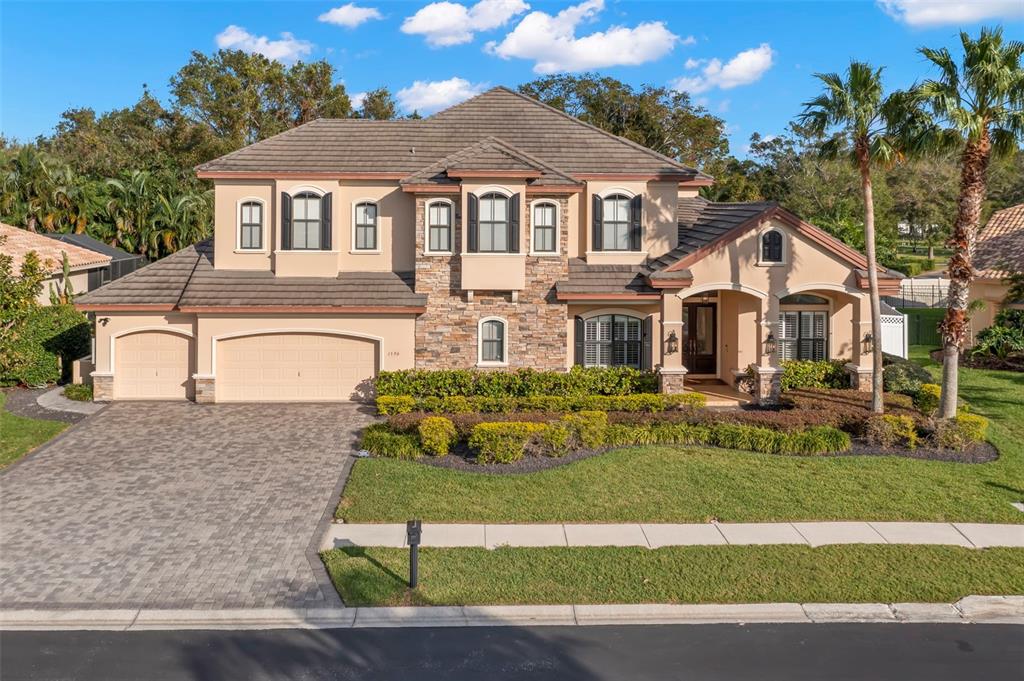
[467,194,479,253]
[591,195,603,251]
[574,316,585,366]
[321,193,332,250]
[281,192,292,250]
[630,195,642,251]
[508,193,520,253]
[642,315,653,370]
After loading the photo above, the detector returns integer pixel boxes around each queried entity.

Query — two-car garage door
[216,333,377,402]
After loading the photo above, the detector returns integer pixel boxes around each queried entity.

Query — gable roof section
[1,223,111,274]
[197,87,708,181]
[400,136,580,189]
[976,203,1024,279]
[75,240,426,313]
[45,232,144,262]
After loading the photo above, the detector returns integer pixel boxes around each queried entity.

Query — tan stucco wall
[582,180,678,263]
[968,278,1012,344]
[565,304,662,369]
[91,312,199,374]
[214,180,274,271]
[336,181,415,272]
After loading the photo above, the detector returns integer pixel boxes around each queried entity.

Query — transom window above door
[583,314,642,368]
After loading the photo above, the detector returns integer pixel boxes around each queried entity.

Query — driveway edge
[2,596,1020,631]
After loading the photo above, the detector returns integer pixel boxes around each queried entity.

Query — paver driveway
[0,402,374,610]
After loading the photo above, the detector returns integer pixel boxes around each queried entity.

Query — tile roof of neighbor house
[400,137,581,187]
[1,223,111,274]
[197,87,710,181]
[976,203,1024,279]
[44,232,144,262]
[74,240,426,310]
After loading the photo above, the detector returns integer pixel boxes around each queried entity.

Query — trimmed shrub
[533,423,572,458]
[468,422,548,464]
[375,366,657,398]
[376,392,705,415]
[361,423,421,459]
[781,426,851,455]
[417,417,457,457]
[930,413,989,451]
[563,410,608,449]
[882,358,932,395]
[0,304,91,387]
[865,414,918,449]
[63,383,93,401]
[779,360,848,391]
[913,384,941,416]
[376,396,416,415]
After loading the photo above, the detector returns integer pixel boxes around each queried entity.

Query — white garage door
[216,333,377,402]
[115,331,193,400]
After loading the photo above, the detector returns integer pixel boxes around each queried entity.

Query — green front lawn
[339,348,1024,524]
[0,392,66,469]
[322,545,1024,607]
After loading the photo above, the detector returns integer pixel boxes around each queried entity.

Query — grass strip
[0,393,66,469]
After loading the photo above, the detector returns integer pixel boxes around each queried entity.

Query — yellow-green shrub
[913,384,941,416]
[930,413,989,451]
[865,414,919,449]
[417,416,457,457]
[562,410,608,449]
[360,423,421,459]
[468,422,547,464]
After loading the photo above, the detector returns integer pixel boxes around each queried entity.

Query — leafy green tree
[357,88,398,120]
[0,236,45,341]
[915,27,1024,418]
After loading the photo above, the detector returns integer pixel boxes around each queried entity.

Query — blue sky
[2,1,1022,156]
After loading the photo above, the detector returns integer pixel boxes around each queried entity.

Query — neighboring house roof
[400,137,580,188]
[555,260,661,300]
[975,203,1024,279]
[1,223,111,274]
[44,232,144,263]
[75,240,427,312]
[196,87,709,182]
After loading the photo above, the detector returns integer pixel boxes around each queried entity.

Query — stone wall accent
[91,373,113,401]
[658,369,688,394]
[752,366,783,405]
[845,363,873,392]
[194,376,216,404]
[414,194,570,369]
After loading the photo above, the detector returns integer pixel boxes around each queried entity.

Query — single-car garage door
[115,331,193,400]
[216,333,377,402]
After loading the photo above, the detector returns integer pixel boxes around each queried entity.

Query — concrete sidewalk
[322,521,1024,550]
[2,596,1021,631]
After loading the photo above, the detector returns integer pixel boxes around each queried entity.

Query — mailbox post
[406,519,421,588]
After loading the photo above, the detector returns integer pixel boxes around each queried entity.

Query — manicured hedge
[779,360,848,391]
[0,304,91,387]
[376,392,706,415]
[374,366,658,398]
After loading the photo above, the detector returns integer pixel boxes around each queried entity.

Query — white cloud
[318,3,383,28]
[485,0,679,74]
[877,0,1024,27]
[215,25,313,63]
[680,35,697,46]
[670,43,774,94]
[351,91,368,109]
[684,57,705,69]
[396,77,488,113]
[402,0,530,47]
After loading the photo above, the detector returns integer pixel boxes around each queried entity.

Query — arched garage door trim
[112,328,195,400]
[109,326,194,370]
[210,328,384,372]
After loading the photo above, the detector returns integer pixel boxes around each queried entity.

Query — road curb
[2,596,1020,631]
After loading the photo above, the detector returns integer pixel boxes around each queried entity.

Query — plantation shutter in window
[629,195,642,251]
[508,193,520,253]
[467,194,479,253]
[641,315,653,370]
[574,316,585,366]
[321,193,332,251]
[778,311,798,361]
[591,194,603,251]
[280,193,292,250]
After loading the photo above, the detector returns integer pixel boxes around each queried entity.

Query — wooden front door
[684,303,717,374]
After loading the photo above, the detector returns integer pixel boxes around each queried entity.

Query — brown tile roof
[197,87,707,180]
[401,136,580,187]
[75,240,426,311]
[555,259,660,297]
[976,203,1024,279]
[648,198,776,272]
[1,223,111,274]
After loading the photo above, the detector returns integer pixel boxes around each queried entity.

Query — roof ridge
[195,122,326,171]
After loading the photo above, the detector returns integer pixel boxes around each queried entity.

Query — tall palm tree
[800,62,915,413]
[916,27,1024,419]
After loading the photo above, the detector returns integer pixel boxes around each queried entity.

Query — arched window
[426,200,452,253]
[478,192,509,252]
[584,314,642,368]
[531,201,558,253]
[479,318,507,364]
[601,194,633,251]
[238,200,263,250]
[291,192,323,250]
[354,201,378,251]
[761,230,783,263]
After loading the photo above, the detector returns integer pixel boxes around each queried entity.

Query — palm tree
[916,27,1024,419]
[800,62,916,413]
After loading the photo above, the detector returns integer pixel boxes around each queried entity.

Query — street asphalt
[3,623,1022,680]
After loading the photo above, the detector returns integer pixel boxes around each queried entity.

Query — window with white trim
[532,202,557,253]
[478,193,509,252]
[291,192,322,250]
[584,314,642,368]
[239,201,263,250]
[601,194,632,251]
[480,319,506,363]
[354,202,378,251]
[427,201,452,252]
[778,311,827,361]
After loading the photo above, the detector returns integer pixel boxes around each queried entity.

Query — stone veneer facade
[413,194,570,369]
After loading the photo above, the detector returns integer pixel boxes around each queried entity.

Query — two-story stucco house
[76,87,902,404]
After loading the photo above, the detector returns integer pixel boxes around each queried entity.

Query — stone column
[91,372,114,401]
[658,291,688,393]
[194,375,216,404]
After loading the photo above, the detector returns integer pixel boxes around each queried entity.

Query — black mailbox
[407,519,422,588]
[407,519,422,546]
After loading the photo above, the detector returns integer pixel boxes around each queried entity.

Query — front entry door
[684,303,716,374]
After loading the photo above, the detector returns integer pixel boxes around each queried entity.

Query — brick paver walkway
[1,402,374,610]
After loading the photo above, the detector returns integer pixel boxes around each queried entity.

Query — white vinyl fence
[880,312,909,359]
